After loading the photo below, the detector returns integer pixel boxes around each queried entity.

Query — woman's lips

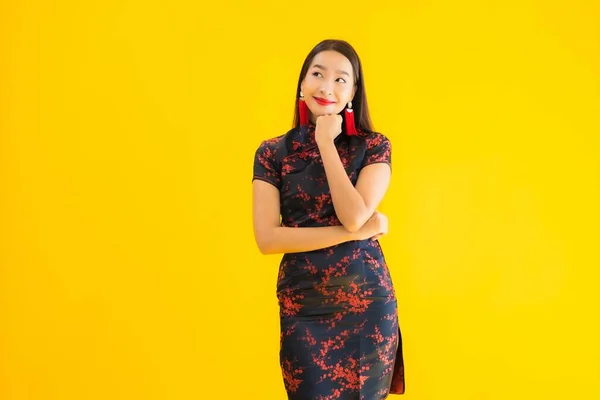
[314,97,336,106]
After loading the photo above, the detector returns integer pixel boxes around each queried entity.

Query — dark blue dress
[253,123,405,399]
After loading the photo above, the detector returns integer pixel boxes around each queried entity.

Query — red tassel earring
[299,90,309,126]
[344,101,358,136]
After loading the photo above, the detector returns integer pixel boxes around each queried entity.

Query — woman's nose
[320,87,332,96]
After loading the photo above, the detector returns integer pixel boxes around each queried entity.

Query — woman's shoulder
[261,132,287,145]
[357,129,391,144]
[254,127,297,158]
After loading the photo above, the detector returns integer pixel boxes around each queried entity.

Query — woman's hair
[292,39,374,133]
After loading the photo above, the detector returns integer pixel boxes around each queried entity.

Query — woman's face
[301,50,357,124]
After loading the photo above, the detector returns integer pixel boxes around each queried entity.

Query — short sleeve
[362,133,392,169]
[252,140,281,189]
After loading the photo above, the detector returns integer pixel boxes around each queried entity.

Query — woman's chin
[309,110,339,118]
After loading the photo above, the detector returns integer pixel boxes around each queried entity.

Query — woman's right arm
[252,179,362,255]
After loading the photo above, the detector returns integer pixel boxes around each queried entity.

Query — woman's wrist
[315,133,335,147]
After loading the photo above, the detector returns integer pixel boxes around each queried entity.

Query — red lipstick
[314,97,336,106]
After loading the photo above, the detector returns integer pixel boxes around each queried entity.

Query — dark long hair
[292,39,374,134]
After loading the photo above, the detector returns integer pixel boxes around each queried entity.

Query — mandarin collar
[286,124,316,153]
[287,123,355,154]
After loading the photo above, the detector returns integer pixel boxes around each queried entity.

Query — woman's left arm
[318,138,391,233]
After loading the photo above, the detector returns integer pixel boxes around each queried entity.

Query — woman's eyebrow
[312,64,350,77]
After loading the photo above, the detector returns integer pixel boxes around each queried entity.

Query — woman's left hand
[315,114,343,145]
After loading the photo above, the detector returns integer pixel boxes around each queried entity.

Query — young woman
[252,39,405,399]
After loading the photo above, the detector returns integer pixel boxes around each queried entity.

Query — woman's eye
[311,72,345,83]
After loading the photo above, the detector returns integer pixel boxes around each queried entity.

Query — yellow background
[1,0,599,399]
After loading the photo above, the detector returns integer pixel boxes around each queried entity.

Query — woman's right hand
[354,211,388,241]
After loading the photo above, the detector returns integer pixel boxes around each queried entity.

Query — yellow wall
[1,1,598,399]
